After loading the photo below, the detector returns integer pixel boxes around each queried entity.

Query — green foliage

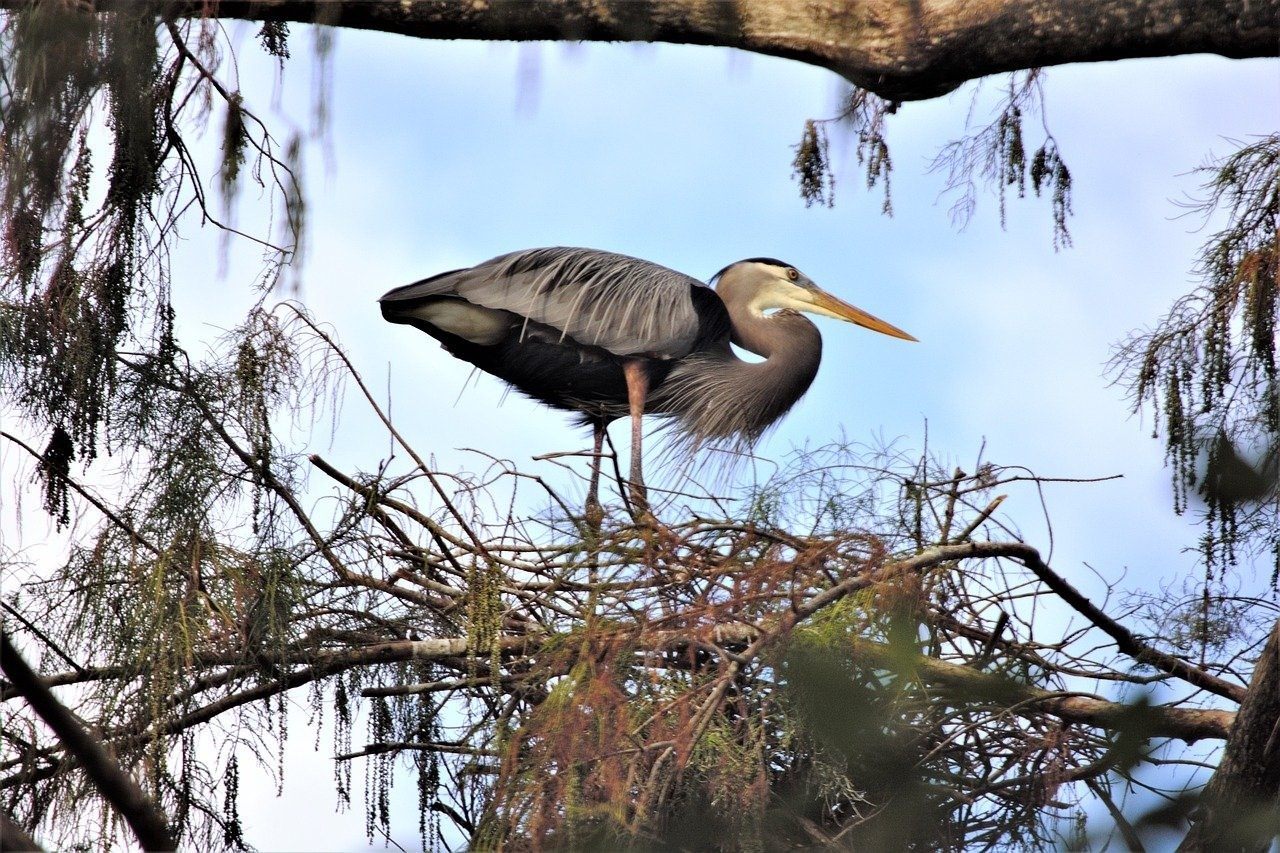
[777,641,943,849]
[1113,134,1280,575]
[466,558,505,682]
[1,8,305,535]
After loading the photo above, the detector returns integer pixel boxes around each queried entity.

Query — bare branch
[0,633,175,852]
[997,541,1248,702]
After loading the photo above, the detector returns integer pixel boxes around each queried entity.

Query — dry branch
[972,542,1248,703]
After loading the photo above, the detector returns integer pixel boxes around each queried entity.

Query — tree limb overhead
[13,0,1277,100]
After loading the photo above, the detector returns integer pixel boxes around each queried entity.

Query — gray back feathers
[382,247,707,359]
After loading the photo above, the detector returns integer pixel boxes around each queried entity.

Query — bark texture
[30,0,1280,99]
[1178,619,1280,853]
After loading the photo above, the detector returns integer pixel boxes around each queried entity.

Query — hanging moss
[368,697,395,843]
[1030,141,1073,249]
[256,21,291,62]
[221,92,247,211]
[102,8,161,227]
[927,71,1073,246]
[997,104,1026,204]
[38,425,74,527]
[334,676,354,808]
[221,754,245,850]
[466,557,504,683]
[2,7,305,534]
[1,6,163,484]
[792,119,834,208]
[790,89,898,214]
[1,3,100,233]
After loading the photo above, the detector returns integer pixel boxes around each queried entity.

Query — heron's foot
[627,481,653,525]
[582,495,605,538]
[626,482,675,548]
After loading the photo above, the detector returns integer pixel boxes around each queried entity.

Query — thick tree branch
[335,741,502,761]
[657,622,1236,743]
[11,0,1277,100]
[874,638,1234,743]
[0,811,42,853]
[1178,619,1280,852]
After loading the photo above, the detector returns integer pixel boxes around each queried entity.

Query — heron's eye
[786,267,799,281]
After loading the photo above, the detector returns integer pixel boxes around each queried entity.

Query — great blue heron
[379,247,915,516]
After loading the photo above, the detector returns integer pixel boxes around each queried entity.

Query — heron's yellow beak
[807,288,918,342]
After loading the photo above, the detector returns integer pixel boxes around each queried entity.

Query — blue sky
[4,20,1277,851]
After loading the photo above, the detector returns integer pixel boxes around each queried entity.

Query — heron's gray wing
[383,248,708,359]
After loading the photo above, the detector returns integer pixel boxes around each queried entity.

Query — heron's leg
[622,360,650,516]
[585,421,605,529]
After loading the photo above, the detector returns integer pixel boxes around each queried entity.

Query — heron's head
[712,258,917,342]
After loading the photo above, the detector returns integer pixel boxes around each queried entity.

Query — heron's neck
[652,308,823,446]
[728,310,822,403]
[732,306,817,354]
